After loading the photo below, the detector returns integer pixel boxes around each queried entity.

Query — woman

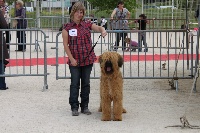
[62,1,107,116]
[0,10,9,90]
[0,0,10,49]
[15,0,27,52]
[110,1,130,51]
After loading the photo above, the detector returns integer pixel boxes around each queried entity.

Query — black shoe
[15,49,26,52]
[15,50,22,52]
[81,108,92,115]
[72,109,79,116]
[0,87,9,90]
[144,48,148,52]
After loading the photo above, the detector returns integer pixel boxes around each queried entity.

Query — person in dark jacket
[0,10,9,90]
[69,2,75,15]
[59,2,75,31]
[15,0,27,52]
[0,0,11,49]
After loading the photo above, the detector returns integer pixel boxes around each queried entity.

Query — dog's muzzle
[104,61,113,74]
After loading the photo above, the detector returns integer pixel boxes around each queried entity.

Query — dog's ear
[118,54,123,67]
[98,55,103,64]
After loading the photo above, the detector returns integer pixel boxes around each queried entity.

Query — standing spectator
[197,6,200,28]
[69,2,75,15]
[0,0,10,49]
[110,1,130,51]
[100,16,107,30]
[87,14,98,25]
[15,0,27,52]
[0,10,9,90]
[62,1,107,116]
[129,14,149,52]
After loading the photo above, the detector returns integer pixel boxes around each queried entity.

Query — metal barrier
[31,17,188,43]
[0,29,48,91]
[55,30,199,91]
[35,16,70,43]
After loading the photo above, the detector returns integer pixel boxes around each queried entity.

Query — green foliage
[87,0,137,13]
[6,0,33,5]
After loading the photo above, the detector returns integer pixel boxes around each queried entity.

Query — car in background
[143,5,160,9]
[25,7,34,12]
[160,6,177,9]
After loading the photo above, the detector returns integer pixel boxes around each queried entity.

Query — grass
[10,8,198,29]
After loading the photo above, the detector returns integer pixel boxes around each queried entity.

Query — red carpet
[6,54,200,67]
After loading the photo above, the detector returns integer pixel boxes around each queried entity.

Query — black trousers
[5,23,11,49]
[114,30,127,50]
[17,29,26,51]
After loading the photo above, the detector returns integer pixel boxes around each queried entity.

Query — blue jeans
[138,32,148,51]
[0,60,6,88]
[69,64,93,110]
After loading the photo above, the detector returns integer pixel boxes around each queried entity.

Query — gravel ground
[0,31,199,133]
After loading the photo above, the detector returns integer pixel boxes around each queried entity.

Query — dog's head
[99,52,123,75]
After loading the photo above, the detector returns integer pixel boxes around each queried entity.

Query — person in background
[15,0,27,52]
[129,14,149,52]
[69,2,75,15]
[59,1,75,31]
[62,1,107,116]
[197,6,200,29]
[0,0,10,49]
[88,14,98,25]
[0,10,9,90]
[110,1,130,51]
[124,37,138,52]
[100,16,107,30]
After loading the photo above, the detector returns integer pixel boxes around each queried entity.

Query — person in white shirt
[100,16,107,30]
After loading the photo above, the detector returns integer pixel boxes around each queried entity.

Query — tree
[6,0,33,6]
[87,0,137,12]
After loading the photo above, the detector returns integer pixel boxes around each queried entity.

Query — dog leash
[78,35,102,65]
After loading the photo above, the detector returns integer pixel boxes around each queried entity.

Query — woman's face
[15,3,21,9]
[0,0,4,6]
[118,3,124,9]
[73,10,84,22]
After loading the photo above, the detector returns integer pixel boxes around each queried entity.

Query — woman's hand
[70,58,78,66]
[101,30,107,37]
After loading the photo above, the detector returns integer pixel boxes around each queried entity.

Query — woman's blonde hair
[16,0,24,7]
[70,1,85,21]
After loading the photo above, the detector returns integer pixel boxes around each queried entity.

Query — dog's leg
[113,77,123,121]
[113,97,123,121]
[98,98,102,112]
[100,78,111,121]
[98,79,103,112]
[101,95,112,121]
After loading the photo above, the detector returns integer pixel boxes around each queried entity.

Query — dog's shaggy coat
[98,52,126,121]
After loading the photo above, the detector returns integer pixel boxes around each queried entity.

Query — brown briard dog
[98,51,126,121]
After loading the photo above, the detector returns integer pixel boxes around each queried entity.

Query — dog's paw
[101,117,111,121]
[113,116,122,121]
[122,108,127,113]
[98,108,102,112]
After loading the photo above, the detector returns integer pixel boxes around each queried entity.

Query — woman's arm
[110,9,116,19]
[62,29,77,66]
[126,10,131,19]
[0,11,7,29]
[91,24,107,37]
